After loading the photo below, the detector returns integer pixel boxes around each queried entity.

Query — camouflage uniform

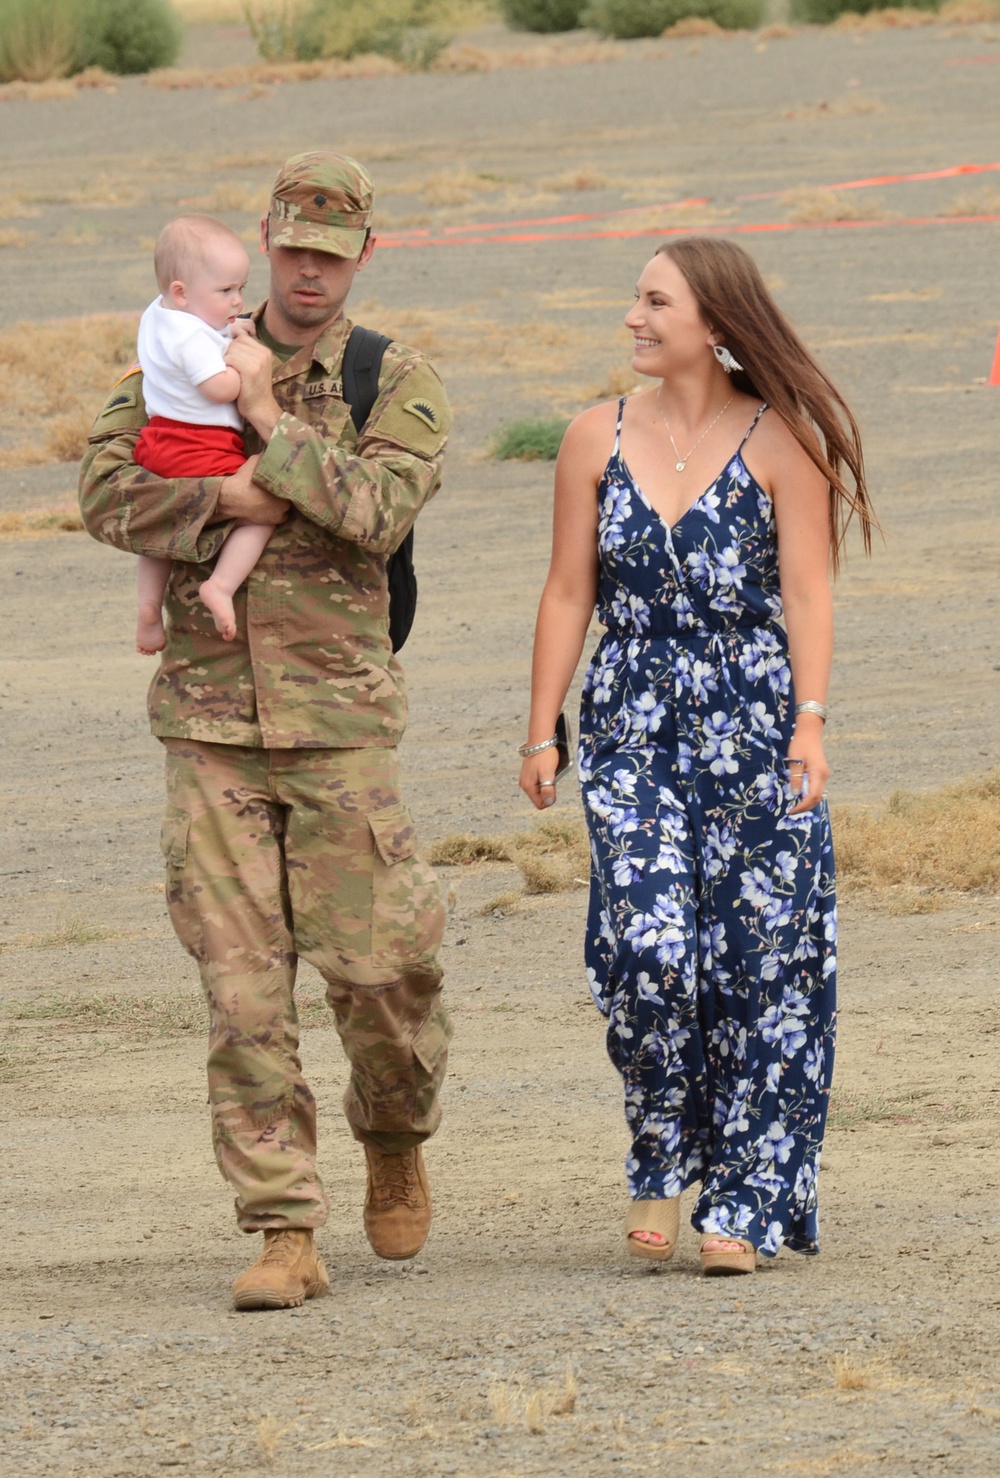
[78,155,451,1232]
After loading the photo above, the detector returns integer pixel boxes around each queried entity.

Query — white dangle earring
[712,343,744,374]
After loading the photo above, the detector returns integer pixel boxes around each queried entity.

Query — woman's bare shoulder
[561,397,626,459]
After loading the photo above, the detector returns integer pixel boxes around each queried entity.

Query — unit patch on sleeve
[402,398,440,431]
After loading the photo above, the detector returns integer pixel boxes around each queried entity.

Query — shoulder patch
[101,388,138,416]
[403,398,441,432]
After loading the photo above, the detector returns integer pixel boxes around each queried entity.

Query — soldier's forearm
[79,437,230,563]
[252,414,441,554]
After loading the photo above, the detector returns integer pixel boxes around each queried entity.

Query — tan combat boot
[363,1144,431,1260]
[231,1229,329,1311]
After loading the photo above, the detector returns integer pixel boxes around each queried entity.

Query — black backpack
[341,325,417,653]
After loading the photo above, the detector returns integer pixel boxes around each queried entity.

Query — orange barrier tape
[740,162,1000,201]
[377,213,1000,250]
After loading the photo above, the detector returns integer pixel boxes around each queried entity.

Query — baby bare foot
[199,578,237,641]
[136,601,166,655]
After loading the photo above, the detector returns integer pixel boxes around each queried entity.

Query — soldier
[79,153,452,1311]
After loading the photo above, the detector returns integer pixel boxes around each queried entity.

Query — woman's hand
[786,717,829,814]
[519,751,559,810]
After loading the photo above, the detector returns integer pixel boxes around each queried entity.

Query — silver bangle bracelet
[795,700,828,722]
[517,735,558,757]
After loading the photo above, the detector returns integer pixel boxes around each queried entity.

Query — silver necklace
[656,386,735,472]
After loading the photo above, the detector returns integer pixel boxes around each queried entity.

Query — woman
[519,238,873,1275]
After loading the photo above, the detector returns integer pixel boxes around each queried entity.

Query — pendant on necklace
[675,461,685,472]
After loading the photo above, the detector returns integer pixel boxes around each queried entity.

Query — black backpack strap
[341,325,392,433]
[341,326,417,653]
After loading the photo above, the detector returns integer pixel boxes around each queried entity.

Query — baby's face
[181,239,250,330]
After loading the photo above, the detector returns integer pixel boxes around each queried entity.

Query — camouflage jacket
[79,308,451,749]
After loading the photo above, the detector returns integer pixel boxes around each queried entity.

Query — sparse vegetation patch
[491,417,571,460]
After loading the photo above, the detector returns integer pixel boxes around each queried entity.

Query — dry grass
[941,186,1000,217]
[825,1087,969,1131]
[480,890,524,917]
[0,227,30,248]
[431,815,588,895]
[938,0,999,18]
[589,364,642,399]
[180,182,269,213]
[540,166,611,193]
[0,507,84,538]
[488,1365,577,1433]
[8,917,119,950]
[832,6,936,29]
[831,1353,887,1391]
[831,771,1000,908]
[784,187,884,224]
[0,314,137,469]
[663,16,724,35]
[759,22,795,37]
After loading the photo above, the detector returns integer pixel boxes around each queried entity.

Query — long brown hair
[658,237,875,567]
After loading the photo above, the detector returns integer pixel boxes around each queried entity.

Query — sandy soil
[1,18,1000,1477]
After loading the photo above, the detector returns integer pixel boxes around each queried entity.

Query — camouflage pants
[161,739,449,1232]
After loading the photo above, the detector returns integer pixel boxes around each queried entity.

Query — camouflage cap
[267,152,374,258]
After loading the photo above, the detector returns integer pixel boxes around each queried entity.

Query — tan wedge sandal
[625,1198,680,1262]
[699,1235,757,1276]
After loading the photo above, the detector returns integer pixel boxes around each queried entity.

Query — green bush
[0,0,180,81]
[81,0,181,74]
[293,0,451,65]
[790,0,936,18]
[583,0,764,35]
[500,0,587,31]
[491,418,570,461]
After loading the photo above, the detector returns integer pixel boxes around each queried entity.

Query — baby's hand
[228,318,257,340]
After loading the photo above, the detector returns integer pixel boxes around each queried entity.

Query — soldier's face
[264,236,374,342]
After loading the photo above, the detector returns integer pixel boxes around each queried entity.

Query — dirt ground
[1,16,1000,1478]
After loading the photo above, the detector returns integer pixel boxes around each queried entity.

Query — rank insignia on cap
[403,398,440,430]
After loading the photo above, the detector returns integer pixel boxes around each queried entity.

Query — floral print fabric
[579,401,836,1257]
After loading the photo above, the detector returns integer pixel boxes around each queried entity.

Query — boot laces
[259,1230,306,1267]
[372,1151,418,1207]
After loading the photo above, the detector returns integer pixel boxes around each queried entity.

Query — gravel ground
[1,17,1000,1478]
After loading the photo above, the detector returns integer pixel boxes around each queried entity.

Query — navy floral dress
[579,399,836,1258]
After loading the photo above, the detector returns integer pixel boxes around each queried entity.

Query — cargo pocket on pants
[160,806,203,962]
[368,802,445,970]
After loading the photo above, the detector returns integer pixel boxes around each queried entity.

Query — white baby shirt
[137,297,242,430]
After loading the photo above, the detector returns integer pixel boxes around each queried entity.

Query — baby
[133,213,272,652]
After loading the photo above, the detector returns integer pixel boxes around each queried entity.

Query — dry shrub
[589,364,642,399]
[489,1366,578,1432]
[831,772,1000,906]
[831,6,935,27]
[46,408,94,462]
[662,15,724,33]
[0,507,84,537]
[430,815,588,894]
[507,813,589,894]
[0,227,30,248]
[0,314,137,469]
[429,833,512,866]
[480,890,524,916]
[938,0,999,17]
[0,76,76,99]
[759,20,795,33]
[784,187,882,223]
[831,1353,885,1391]
[942,186,1000,216]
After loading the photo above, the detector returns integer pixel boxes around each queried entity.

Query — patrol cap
[267,151,374,258]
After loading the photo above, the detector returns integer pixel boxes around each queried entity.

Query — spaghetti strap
[737,402,768,452]
[612,396,626,456]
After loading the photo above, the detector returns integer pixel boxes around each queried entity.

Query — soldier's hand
[225,336,281,440]
[217,456,289,526]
